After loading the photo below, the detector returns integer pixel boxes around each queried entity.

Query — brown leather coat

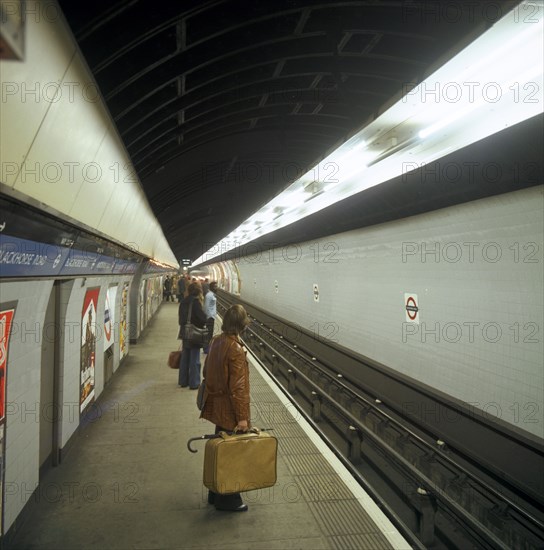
[200,333,250,431]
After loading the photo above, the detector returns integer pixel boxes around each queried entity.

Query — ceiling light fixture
[192,0,543,267]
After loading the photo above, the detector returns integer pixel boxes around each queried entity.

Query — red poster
[81,288,100,415]
[120,282,129,360]
[0,309,15,422]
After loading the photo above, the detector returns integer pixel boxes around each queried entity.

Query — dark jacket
[200,334,250,431]
[179,295,207,348]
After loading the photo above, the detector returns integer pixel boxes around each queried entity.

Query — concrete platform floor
[9,301,408,550]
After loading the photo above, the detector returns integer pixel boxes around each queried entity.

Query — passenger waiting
[178,282,207,389]
[200,304,251,512]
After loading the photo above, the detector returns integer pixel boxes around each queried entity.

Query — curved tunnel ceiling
[57,0,521,262]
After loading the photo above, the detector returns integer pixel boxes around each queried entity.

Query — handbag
[196,379,206,410]
[167,348,181,369]
[181,299,210,347]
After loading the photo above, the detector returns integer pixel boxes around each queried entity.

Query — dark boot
[214,492,247,512]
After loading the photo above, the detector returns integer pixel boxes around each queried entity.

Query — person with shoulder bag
[200,304,251,512]
[178,282,207,389]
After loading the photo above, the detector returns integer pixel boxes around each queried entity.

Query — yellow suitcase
[202,430,278,494]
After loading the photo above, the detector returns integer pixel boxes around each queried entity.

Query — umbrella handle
[187,428,274,453]
[186,434,219,453]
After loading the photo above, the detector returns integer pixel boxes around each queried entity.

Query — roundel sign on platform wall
[404,293,419,324]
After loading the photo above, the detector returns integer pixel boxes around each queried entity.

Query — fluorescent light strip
[192,0,543,267]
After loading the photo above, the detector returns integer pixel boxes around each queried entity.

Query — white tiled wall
[236,186,544,438]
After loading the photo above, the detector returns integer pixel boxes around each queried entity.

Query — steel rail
[247,323,523,549]
[245,335,428,550]
[250,317,544,534]
[217,293,544,548]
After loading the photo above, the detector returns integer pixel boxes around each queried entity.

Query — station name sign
[0,195,142,278]
[0,234,140,277]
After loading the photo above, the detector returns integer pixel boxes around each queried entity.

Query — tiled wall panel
[236,186,544,438]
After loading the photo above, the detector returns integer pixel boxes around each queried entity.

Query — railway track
[217,292,544,549]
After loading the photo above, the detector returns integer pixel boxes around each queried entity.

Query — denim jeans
[178,347,201,388]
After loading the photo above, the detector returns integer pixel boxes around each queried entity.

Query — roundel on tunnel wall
[404,293,419,324]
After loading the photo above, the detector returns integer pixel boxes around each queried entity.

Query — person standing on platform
[202,278,210,296]
[177,275,186,302]
[178,282,207,389]
[203,281,218,353]
[163,275,173,301]
[200,304,251,512]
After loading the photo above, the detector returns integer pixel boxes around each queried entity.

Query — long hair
[222,305,250,335]
[187,282,203,304]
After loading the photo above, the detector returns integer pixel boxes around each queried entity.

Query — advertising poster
[152,276,161,313]
[120,282,129,360]
[232,261,241,294]
[138,280,145,333]
[146,278,153,323]
[0,309,15,422]
[104,285,117,352]
[218,262,225,292]
[0,306,16,534]
[80,288,99,415]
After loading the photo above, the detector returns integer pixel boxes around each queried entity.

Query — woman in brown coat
[200,304,251,511]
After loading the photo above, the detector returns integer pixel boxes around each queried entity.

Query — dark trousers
[208,425,244,509]
[203,318,215,353]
